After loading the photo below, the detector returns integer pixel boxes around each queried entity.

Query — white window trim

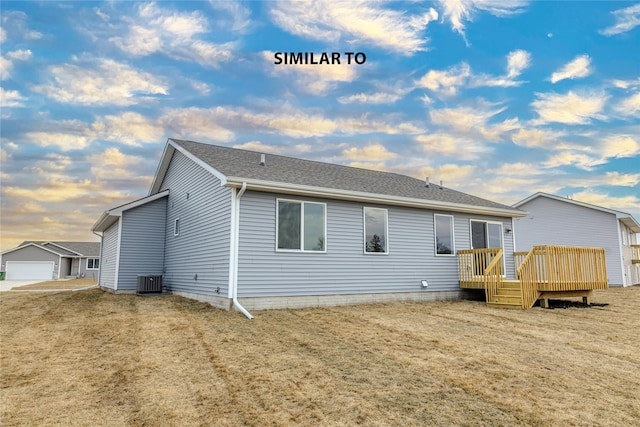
[174,218,180,236]
[86,258,100,270]
[275,198,327,253]
[434,213,455,257]
[469,219,504,250]
[363,207,389,255]
[469,219,505,276]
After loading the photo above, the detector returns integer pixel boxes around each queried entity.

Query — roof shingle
[171,139,520,213]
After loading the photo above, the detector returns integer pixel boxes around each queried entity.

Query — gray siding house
[513,192,640,286]
[92,139,526,317]
[1,241,101,280]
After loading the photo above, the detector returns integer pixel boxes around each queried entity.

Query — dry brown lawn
[1,287,639,426]
[12,278,98,291]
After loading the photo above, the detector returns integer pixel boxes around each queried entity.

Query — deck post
[540,298,549,309]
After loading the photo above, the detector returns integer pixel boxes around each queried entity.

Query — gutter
[231,182,253,319]
[224,177,526,218]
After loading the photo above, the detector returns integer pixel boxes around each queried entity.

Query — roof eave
[225,177,526,218]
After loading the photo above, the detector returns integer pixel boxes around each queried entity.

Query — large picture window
[434,214,455,255]
[364,207,388,254]
[277,200,326,252]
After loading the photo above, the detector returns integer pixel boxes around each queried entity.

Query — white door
[6,261,54,280]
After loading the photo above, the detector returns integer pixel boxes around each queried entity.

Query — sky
[1,0,639,251]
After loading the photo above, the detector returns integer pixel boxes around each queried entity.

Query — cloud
[419,50,531,96]
[601,134,640,158]
[613,92,640,118]
[437,0,528,42]
[31,57,168,106]
[415,133,492,160]
[269,0,438,55]
[342,143,398,161]
[262,51,357,95]
[0,87,26,107]
[108,3,235,68]
[599,3,640,36]
[0,49,31,79]
[209,0,253,34]
[471,49,532,87]
[87,148,145,180]
[511,128,566,149]
[24,132,91,151]
[1,11,43,42]
[570,190,640,212]
[530,91,608,124]
[416,63,471,97]
[542,134,639,171]
[550,55,592,83]
[6,49,32,61]
[91,112,165,146]
[337,90,408,105]
[429,102,519,140]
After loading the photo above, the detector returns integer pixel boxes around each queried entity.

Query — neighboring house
[92,139,526,317]
[1,241,101,280]
[513,192,640,287]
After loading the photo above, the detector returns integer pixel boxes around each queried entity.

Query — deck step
[501,280,521,289]
[496,287,521,296]
[491,295,522,304]
[486,301,522,309]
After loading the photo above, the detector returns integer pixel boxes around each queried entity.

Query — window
[277,200,326,252]
[364,207,388,254]
[435,214,455,255]
[174,218,180,236]
[87,258,99,269]
[470,220,503,249]
[622,227,628,246]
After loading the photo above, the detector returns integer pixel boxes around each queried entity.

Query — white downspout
[232,182,253,319]
[92,230,103,285]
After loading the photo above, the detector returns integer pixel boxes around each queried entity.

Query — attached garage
[6,261,55,280]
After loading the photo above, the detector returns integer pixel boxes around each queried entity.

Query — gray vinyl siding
[76,257,100,279]
[115,197,167,291]
[159,150,232,296]
[236,191,515,297]
[99,221,119,290]
[2,246,60,278]
[514,196,623,285]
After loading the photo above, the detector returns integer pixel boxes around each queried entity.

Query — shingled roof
[154,139,524,217]
[19,241,101,257]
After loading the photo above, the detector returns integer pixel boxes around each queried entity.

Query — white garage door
[6,262,55,280]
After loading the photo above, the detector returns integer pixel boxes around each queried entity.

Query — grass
[1,287,639,426]
[11,278,98,291]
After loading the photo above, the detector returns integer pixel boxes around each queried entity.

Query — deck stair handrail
[515,247,543,308]
[483,248,504,304]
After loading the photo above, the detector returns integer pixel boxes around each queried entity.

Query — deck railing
[632,245,640,264]
[514,251,528,271]
[483,249,504,304]
[457,248,502,288]
[516,245,608,308]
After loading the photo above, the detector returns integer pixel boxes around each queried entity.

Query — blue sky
[1,0,639,250]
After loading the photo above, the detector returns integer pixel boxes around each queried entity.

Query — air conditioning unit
[137,274,163,294]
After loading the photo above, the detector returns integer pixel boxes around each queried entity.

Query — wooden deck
[458,245,609,309]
